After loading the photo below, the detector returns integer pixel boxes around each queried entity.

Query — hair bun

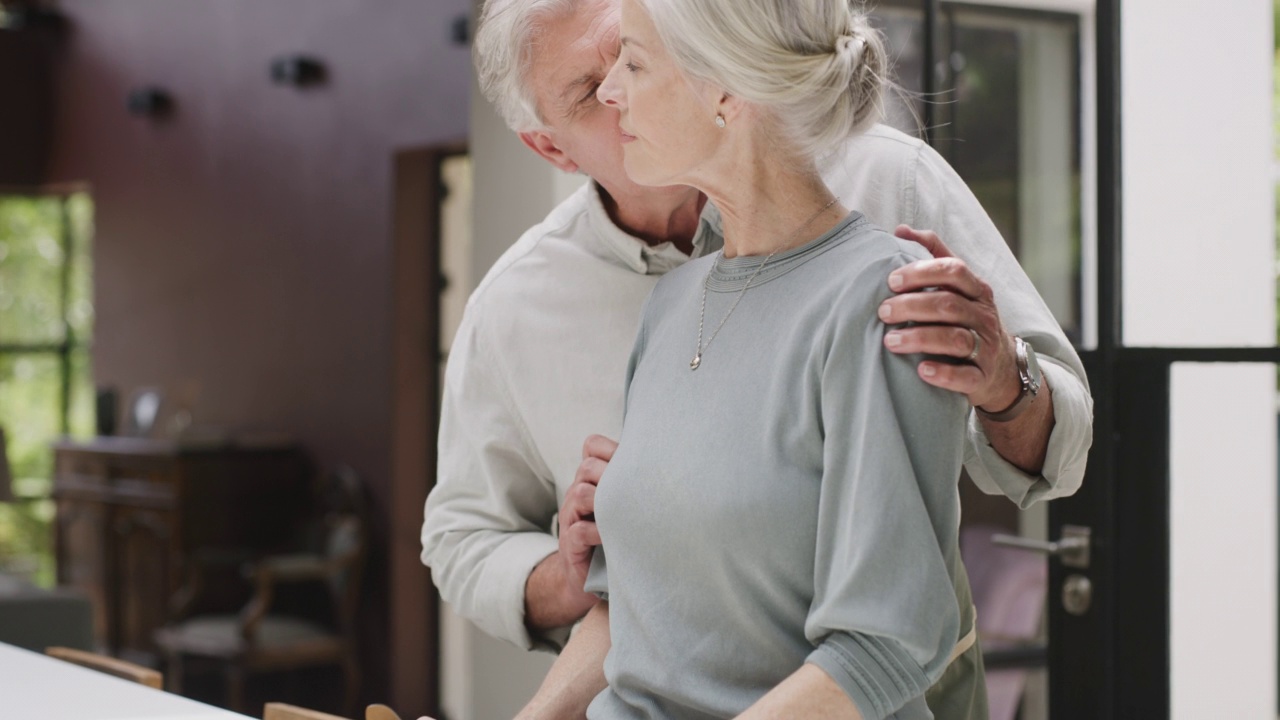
[835,32,866,62]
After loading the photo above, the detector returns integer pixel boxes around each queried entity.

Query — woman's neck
[694,136,845,259]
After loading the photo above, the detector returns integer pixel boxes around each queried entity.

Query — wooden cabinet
[52,438,310,663]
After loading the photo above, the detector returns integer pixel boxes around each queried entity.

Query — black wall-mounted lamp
[269,55,326,88]
[451,14,470,45]
[126,87,174,118]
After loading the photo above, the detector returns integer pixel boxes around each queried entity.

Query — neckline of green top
[706,211,866,292]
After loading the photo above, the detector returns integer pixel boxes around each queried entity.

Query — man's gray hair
[641,0,887,161]
[474,0,579,132]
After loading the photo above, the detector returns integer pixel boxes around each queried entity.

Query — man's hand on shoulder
[878,225,1022,413]
[879,225,1055,475]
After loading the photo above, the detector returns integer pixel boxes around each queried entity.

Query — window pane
[0,197,67,345]
[869,2,926,136]
[937,7,1084,343]
[0,354,60,488]
[0,354,62,587]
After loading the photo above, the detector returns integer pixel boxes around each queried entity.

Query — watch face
[1023,340,1043,393]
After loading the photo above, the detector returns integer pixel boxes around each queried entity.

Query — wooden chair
[44,646,163,689]
[263,702,352,720]
[155,466,368,715]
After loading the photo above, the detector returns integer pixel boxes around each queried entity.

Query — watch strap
[975,337,1038,423]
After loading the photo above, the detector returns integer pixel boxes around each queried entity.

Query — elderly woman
[517,1,979,718]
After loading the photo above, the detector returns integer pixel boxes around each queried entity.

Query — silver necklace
[691,196,840,371]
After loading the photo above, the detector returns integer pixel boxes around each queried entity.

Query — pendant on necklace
[690,353,702,371]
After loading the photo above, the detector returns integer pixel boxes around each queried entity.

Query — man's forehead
[532,2,621,105]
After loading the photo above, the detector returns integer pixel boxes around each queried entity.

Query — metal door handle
[992,524,1091,569]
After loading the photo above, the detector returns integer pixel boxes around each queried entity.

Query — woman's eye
[625,62,639,73]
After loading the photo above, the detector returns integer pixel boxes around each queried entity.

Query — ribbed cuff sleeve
[806,632,932,720]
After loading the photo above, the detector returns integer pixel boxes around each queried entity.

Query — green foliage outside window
[0,193,95,588]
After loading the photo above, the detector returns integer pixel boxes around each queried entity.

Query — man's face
[519,0,675,200]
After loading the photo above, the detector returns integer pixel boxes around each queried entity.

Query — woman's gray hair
[640,0,887,160]
[474,0,578,132]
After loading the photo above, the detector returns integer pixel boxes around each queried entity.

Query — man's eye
[581,84,600,103]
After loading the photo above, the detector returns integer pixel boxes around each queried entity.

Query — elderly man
[423,0,1091,709]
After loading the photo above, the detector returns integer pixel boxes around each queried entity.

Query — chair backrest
[44,646,163,689]
[263,702,352,720]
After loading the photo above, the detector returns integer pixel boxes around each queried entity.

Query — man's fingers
[884,325,982,362]
[887,256,987,298]
[581,434,619,461]
[573,456,608,487]
[894,225,955,259]
[916,360,986,396]
[878,288,986,328]
[563,480,597,521]
[573,520,601,548]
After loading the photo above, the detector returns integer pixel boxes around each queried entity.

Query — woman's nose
[597,60,624,108]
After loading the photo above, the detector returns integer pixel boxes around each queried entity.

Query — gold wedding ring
[967,329,981,363]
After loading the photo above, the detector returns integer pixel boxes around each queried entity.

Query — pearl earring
[714,115,726,128]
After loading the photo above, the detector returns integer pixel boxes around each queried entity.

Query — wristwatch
[976,336,1042,423]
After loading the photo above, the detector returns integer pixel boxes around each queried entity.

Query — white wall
[1169,363,1277,720]
[1121,0,1277,716]
[1122,0,1275,347]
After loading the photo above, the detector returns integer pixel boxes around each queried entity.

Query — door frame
[390,140,467,717]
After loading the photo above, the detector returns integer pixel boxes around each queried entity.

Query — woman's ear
[716,92,748,126]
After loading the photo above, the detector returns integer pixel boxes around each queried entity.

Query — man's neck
[597,183,707,256]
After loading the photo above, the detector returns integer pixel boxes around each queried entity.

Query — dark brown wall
[44,0,471,706]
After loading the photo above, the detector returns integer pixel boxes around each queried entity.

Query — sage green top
[586,213,971,720]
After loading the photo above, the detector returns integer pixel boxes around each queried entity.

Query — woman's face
[596,0,724,188]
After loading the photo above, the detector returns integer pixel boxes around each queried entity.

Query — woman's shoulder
[821,220,933,299]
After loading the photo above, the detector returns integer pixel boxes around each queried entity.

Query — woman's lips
[619,127,637,143]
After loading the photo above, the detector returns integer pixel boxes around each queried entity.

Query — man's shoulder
[468,185,599,311]
[843,123,928,162]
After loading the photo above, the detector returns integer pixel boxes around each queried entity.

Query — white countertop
[0,642,254,720]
